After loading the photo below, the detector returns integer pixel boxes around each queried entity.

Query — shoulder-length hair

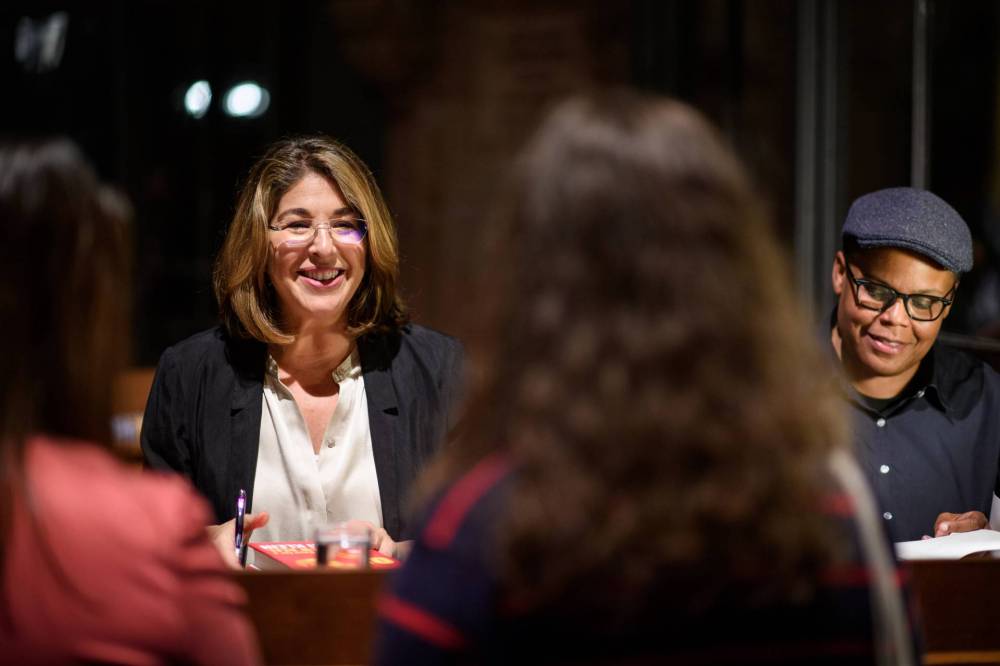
[214,135,407,343]
[0,138,131,556]
[0,139,131,451]
[433,91,849,617]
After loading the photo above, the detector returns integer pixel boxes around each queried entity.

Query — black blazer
[140,324,463,540]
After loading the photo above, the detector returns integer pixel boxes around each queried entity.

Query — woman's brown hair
[0,138,131,565]
[214,135,407,343]
[432,91,849,619]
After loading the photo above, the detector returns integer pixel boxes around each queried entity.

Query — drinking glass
[315,521,371,570]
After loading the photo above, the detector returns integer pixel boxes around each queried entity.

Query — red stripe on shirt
[822,564,905,587]
[819,492,856,517]
[423,453,511,550]
[378,594,467,650]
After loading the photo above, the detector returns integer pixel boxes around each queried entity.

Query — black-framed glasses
[845,266,955,322]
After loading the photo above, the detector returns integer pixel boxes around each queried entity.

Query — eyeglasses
[267,217,368,248]
[845,265,955,322]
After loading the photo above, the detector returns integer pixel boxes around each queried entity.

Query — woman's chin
[283,304,350,331]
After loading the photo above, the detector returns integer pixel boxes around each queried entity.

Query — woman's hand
[206,512,270,569]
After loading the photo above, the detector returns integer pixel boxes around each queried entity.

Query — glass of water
[315,521,372,570]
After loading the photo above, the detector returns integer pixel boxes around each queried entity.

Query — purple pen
[234,489,247,565]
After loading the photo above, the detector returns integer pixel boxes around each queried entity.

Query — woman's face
[267,172,366,331]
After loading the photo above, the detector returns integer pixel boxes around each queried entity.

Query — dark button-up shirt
[834,335,1000,542]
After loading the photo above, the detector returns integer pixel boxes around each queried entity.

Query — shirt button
[916,389,925,398]
[883,511,893,520]
[876,417,886,428]
[880,464,890,474]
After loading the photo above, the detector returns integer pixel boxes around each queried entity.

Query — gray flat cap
[842,187,973,273]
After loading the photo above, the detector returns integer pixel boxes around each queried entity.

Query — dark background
[2,0,998,365]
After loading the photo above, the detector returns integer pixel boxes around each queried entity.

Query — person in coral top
[0,139,260,665]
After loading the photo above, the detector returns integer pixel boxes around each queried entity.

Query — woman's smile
[298,266,347,288]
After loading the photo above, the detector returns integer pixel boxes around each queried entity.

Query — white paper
[894,529,1000,560]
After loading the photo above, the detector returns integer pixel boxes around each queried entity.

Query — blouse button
[880,464,890,474]
[883,511,893,520]
[876,417,886,428]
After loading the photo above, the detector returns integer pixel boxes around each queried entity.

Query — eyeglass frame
[266,217,368,246]
[844,264,956,322]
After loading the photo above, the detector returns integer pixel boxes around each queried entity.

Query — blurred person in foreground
[141,136,462,563]
[374,92,917,665]
[0,139,260,664]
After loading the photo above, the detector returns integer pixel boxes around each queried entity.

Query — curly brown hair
[213,135,407,343]
[431,91,850,620]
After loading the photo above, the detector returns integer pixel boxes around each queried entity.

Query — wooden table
[235,569,388,666]
[236,560,1000,665]
[908,558,1000,665]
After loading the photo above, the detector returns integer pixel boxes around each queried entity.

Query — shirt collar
[266,347,362,384]
[332,348,362,383]
[909,347,948,412]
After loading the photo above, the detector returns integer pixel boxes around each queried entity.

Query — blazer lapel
[359,334,401,537]
[227,337,266,516]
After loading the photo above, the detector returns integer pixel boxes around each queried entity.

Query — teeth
[303,269,342,281]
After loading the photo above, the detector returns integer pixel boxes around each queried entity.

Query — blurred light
[223,81,270,118]
[15,12,68,73]
[184,80,212,119]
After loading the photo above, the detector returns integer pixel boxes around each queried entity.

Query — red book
[248,541,400,571]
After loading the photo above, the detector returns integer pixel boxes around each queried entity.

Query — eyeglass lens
[272,219,366,248]
[854,279,946,321]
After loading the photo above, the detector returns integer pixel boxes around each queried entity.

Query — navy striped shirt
[374,455,916,665]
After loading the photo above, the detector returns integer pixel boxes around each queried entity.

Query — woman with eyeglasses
[0,139,260,663]
[141,136,462,563]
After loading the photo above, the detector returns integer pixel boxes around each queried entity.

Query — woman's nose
[308,226,337,255]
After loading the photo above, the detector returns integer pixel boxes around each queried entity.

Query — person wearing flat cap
[831,186,1000,542]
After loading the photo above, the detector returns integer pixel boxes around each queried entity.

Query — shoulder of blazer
[158,326,267,393]
[358,323,463,380]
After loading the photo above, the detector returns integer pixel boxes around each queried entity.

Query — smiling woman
[265,173,368,330]
[141,136,463,565]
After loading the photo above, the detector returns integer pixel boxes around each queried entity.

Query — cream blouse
[250,349,383,542]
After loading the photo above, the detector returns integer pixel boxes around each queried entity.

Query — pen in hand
[206,506,268,569]
[234,489,247,567]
